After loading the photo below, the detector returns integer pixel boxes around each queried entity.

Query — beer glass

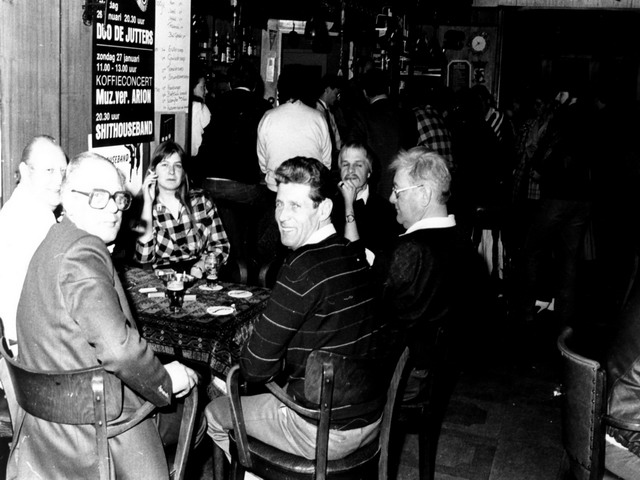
[167,280,185,313]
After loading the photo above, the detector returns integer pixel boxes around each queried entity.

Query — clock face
[471,35,487,53]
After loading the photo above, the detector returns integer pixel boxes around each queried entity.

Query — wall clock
[470,34,488,54]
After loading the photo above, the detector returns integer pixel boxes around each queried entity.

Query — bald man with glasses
[0,135,68,343]
[7,152,198,480]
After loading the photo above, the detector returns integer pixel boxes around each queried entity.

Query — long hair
[148,141,193,215]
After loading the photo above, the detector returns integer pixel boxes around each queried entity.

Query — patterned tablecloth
[120,267,270,385]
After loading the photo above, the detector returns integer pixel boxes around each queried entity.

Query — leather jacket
[606,262,640,455]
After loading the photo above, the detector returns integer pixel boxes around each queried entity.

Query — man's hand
[338,179,357,207]
[164,361,199,398]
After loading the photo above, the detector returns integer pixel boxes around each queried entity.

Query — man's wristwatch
[346,214,355,223]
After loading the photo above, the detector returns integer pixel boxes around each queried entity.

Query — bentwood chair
[557,327,640,480]
[0,338,199,480]
[222,347,410,480]
[394,327,453,480]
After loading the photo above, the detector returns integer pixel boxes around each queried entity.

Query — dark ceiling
[194,0,475,27]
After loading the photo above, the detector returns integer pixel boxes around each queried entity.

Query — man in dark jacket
[347,69,417,199]
[606,261,640,479]
[8,152,198,479]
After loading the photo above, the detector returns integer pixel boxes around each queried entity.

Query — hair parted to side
[275,157,334,207]
[390,147,451,204]
[148,140,193,214]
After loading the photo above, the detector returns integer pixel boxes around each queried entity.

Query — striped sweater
[240,234,383,417]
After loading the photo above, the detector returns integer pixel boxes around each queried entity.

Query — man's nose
[106,197,119,213]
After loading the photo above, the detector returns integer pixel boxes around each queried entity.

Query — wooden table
[120,266,270,395]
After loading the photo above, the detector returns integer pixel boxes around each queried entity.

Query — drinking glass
[204,252,218,287]
[166,280,185,313]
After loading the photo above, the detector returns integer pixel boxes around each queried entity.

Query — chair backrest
[0,338,121,480]
[228,347,410,480]
[557,326,606,480]
[0,340,123,425]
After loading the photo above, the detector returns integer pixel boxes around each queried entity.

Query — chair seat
[229,430,379,478]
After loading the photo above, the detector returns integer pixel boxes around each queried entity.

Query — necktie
[324,107,337,153]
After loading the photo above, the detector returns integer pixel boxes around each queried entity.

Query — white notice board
[155,0,191,112]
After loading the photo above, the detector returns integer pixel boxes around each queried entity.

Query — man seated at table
[373,147,481,401]
[332,141,401,262]
[8,152,199,479]
[205,157,387,463]
[0,135,67,344]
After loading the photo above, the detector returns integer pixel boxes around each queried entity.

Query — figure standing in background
[347,69,417,199]
[190,67,211,160]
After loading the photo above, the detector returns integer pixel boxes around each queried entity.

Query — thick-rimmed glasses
[72,189,132,211]
[391,184,424,199]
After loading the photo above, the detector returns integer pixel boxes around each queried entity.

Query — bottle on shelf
[212,30,220,62]
[220,33,228,63]
[226,32,236,64]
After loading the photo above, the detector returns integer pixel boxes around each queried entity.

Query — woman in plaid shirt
[135,141,230,276]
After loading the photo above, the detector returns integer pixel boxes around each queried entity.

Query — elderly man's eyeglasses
[392,184,424,198]
[72,189,132,211]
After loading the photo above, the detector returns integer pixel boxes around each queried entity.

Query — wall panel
[0,0,61,204]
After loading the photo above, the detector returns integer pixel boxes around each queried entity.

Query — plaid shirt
[135,192,230,267]
[413,106,454,165]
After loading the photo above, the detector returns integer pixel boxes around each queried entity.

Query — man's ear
[319,197,333,221]
[18,162,29,184]
[421,185,433,208]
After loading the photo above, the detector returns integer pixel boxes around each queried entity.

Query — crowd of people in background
[5,53,640,478]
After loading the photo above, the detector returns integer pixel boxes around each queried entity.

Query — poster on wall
[92,0,155,147]
[88,135,144,195]
[155,0,190,112]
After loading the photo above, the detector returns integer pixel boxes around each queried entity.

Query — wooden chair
[0,338,199,480]
[395,328,453,480]
[557,327,640,480]
[219,255,249,285]
[257,256,284,289]
[223,347,410,480]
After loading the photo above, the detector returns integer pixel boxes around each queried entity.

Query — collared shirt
[302,223,337,248]
[356,184,370,204]
[403,214,456,236]
[135,192,230,267]
[0,183,57,341]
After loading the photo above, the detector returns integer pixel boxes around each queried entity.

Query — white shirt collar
[370,94,388,104]
[403,214,456,235]
[303,223,336,247]
[356,184,370,204]
[234,86,251,92]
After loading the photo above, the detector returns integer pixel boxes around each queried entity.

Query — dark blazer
[9,217,172,479]
[331,190,402,260]
[348,98,417,199]
[196,87,271,184]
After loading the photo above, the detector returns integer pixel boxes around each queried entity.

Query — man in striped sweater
[205,157,385,465]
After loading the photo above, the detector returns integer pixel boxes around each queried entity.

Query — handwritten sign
[155,0,191,112]
[92,0,155,147]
